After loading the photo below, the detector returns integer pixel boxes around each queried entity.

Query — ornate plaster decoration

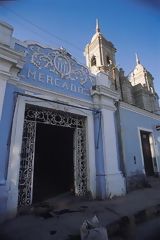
[29,44,95,86]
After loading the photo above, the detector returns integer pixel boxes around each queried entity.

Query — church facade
[0,20,160,221]
[84,20,160,190]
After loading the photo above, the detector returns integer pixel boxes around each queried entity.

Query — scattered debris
[80,215,108,240]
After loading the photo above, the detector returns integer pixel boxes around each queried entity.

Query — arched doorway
[18,104,87,207]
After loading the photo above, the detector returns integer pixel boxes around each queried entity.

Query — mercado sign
[15,44,96,100]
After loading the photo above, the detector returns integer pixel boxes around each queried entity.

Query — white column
[86,113,96,198]
[0,77,7,120]
[7,96,26,218]
[101,106,126,198]
[102,108,119,173]
[92,72,126,198]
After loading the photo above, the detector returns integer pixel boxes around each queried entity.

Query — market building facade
[0,21,125,221]
[0,20,160,222]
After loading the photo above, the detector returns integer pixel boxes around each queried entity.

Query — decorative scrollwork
[74,128,87,196]
[18,104,87,207]
[18,121,36,206]
[25,104,85,128]
[31,52,53,69]
[29,44,96,86]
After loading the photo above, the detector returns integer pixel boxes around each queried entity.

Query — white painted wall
[0,21,13,46]
[0,78,6,120]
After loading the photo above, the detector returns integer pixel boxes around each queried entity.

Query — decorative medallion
[54,54,71,78]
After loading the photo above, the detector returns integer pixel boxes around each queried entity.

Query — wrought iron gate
[18,104,87,207]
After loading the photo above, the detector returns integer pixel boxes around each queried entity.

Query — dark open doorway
[32,123,75,203]
[140,130,154,176]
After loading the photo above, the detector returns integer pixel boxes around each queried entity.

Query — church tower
[84,19,117,78]
[85,21,159,113]
[129,54,159,112]
[130,54,155,94]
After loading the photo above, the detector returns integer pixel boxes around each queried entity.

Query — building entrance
[18,104,87,207]
[140,131,154,176]
[33,123,74,203]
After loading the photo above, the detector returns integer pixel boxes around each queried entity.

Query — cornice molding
[91,85,119,101]
[0,43,24,59]
[0,44,24,70]
[8,77,94,110]
[0,71,11,80]
[120,101,160,120]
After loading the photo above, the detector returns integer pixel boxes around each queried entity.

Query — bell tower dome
[130,53,155,93]
[84,19,117,75]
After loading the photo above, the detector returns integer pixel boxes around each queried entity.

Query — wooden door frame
[138,127,157,176]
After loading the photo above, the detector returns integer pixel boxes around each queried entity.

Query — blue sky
[0,0,160,94]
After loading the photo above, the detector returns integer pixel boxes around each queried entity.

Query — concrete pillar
[0,21,13,46]
[0,21,24,222]
[0,21,13,120]
[93,110,106,199]
[0,78,7,121]
[92,71,126,198]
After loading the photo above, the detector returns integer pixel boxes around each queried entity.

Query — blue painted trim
[14,92,97,113]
